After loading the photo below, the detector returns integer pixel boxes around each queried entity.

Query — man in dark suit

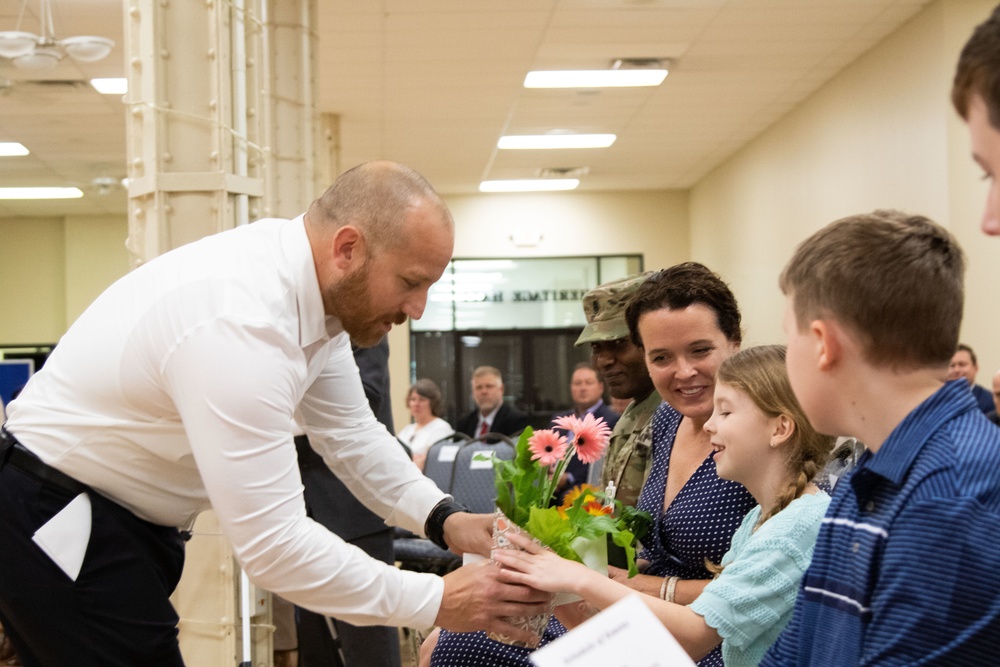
[455,366,529,438]
[551,362,621,504]
[948,343,995,414]
[294,338,402,667]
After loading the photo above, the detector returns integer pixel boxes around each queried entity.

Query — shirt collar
[577,399,604,417]
[479,405,501,426]
[863,379,978,485]
[279,215,338,347]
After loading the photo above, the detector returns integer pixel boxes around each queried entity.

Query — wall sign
[412,256,641,332]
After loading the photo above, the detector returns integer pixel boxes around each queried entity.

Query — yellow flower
[558,483,601,518]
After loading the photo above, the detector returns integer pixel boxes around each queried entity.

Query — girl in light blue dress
[495,345,834,666]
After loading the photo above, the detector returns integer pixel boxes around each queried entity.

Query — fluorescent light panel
[0,187,84,199]
[479,179,579,193]
[524,69,667,88]
[498,134,615,149]
[0,142,29,156]
[90,78,127,94]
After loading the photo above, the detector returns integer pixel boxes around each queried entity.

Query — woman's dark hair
[409,378,445,417]
[624,262,742,348]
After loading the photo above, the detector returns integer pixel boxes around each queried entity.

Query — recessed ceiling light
[479,179,580,193]
[0,187,84,199]
[90,78,127,94]
[498,134,615,149]
[524,69,667,88]
[0,142,29,156]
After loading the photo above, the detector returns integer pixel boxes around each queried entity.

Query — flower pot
[488,508,557,648]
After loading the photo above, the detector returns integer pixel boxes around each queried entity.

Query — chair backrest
[818,437,866,492]
[450,433,515,513]
[423,432,471,494]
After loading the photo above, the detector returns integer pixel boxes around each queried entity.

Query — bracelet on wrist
[665,576,680,604]
[424,498,470,551]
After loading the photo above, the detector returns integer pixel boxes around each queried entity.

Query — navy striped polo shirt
[761,379,1000,665]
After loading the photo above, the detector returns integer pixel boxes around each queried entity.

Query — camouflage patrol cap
[575,271,655,346]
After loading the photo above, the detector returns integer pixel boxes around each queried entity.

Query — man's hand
[435,561,553,645]
[441,512,492,557]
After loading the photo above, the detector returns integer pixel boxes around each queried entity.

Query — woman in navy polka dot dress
[427,264,755,667]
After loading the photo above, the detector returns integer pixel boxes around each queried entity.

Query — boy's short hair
[780,210,965,370]
[953,5,1000,128]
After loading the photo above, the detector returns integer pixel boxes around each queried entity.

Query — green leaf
[612,529,640,577]
[524,507,579,561]
[514,427,535,468]
[618,504,654,542]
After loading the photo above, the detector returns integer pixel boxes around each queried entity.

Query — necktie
[479,421,489,437]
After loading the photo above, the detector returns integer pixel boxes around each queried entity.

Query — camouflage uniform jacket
[599,390,661,509]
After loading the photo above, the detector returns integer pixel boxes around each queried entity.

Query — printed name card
[529,594,696,667]
[469,452,496,469]
[436,445,460,462]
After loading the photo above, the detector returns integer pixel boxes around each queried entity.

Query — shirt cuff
[384,480,449,537]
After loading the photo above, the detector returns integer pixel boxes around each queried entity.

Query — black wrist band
[425,499,469,551]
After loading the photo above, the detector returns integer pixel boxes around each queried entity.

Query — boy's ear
[331,225,365,271]
[811,319,841,372]
[770,414,795,447]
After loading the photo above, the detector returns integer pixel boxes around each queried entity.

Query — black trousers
[0,435,186,667]
[297,529,402,667]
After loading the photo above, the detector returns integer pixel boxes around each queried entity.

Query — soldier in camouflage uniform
[575,272,660,509]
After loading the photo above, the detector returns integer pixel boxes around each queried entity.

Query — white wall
[0,217,66,344]
[388,188,690,430]
[689,0,1000,386]
[0,215,129,346]
[444,189,688,271]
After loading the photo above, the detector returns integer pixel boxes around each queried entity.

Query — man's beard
[329,260,404,347]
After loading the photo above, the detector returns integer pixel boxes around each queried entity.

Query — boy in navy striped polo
[761,210,1000,665]
[953,3,1000,237]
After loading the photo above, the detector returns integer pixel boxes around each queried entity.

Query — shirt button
[852,542,860,553]
[865,501,875,512]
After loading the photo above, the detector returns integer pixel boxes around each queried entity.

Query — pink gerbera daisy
[528,429,569,467]
[567,413,612,464]
[552,414,583,434]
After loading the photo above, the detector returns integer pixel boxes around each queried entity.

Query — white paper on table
[529,593,697,667]
[32,492,92,581]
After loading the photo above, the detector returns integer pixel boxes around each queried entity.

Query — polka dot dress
[635,402,757,667]
[431,621,567,666]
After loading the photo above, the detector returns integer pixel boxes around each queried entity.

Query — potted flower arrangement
[483,413,652,646]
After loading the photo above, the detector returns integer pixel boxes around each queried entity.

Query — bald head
[306,161,453,253]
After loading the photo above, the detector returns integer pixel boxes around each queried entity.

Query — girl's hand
[493,533,591,595]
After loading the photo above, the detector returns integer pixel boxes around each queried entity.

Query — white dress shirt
[6,216,447,628]
[397,417,454,456]
[477,405,501,436]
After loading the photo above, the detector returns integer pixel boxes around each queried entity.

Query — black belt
[0,428,88,496]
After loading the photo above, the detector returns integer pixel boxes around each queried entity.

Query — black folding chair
[817,437,865,492]
[393,432,471,576]
[450,433,515,514]
[423,432,470,494]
